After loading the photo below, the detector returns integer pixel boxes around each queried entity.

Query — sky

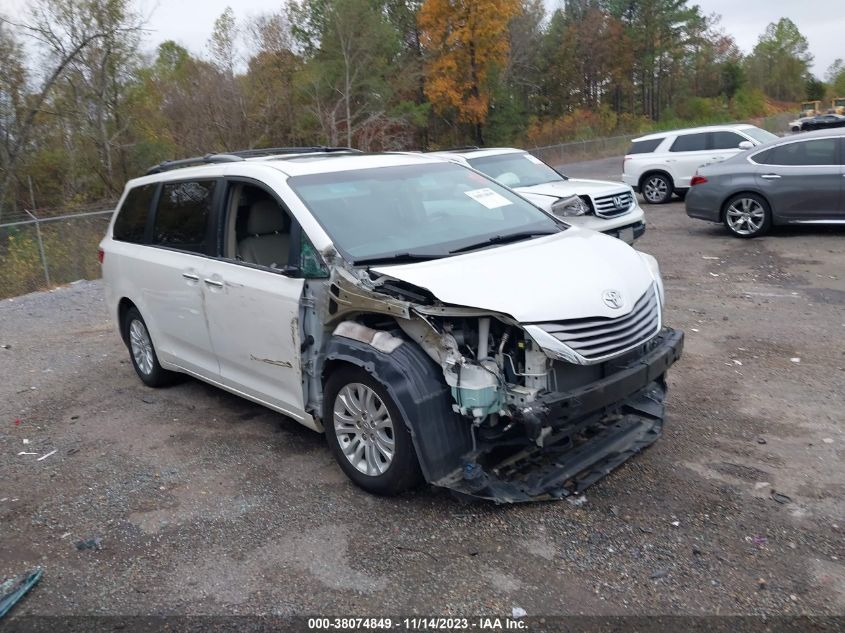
[1,0,841,78]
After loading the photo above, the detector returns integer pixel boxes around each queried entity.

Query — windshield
[287,162,561,263]
[743,127,779,144]
[467,152,565,188]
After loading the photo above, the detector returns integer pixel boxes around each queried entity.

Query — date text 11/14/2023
[307,617,529,630]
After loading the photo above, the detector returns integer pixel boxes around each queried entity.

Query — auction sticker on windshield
[464,188,513,209]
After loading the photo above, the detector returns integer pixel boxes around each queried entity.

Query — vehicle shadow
[181,374,325,448]
[684,221,845,240]
[770,224,845,238]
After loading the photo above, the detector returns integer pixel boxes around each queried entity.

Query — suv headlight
[638,251,665,306]
[551,195,590,217]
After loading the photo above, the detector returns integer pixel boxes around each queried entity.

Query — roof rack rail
[145,146,361,175]
[228,146,361,158]
[146,153,244,175]
[425,145,480,153]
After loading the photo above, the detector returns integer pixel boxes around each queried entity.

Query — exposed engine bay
[301,261,684,503]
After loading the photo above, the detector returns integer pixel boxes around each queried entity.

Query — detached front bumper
[435,328,684,502]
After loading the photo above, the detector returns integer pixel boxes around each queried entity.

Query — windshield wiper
[449,230,558,254]
[354,252,446,266]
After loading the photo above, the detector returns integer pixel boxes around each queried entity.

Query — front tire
[324,366,423,496]
[723,193,771,238]
[123,307,178,387]
[641,173,673,204]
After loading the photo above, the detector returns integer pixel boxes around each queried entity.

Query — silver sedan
[685,129,845,237]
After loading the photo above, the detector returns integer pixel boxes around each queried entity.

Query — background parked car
[430,147,646,243]
[622,124,779,204]
[685,129,845,237]
[800,113,845,132]
[789,116,814,133]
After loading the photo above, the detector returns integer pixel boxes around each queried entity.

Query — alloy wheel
[726,198,766,236]
[643,176,669,203]
[333,383,395,476]
[129,319,154,376]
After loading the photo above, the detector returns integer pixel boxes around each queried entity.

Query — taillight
[98,248,105,264]
[690,175,708,186]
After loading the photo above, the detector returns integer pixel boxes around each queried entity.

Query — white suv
[430,148,645,243]
[100,148,683,502]
[622,124,778,204]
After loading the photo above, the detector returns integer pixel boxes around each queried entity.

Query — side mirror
[274,264,300,277]
[738,141,754,150]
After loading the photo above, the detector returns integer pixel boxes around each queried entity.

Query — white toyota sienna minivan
[100,147,684,502]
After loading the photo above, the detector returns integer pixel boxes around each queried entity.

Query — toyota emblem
[602,289,623,309]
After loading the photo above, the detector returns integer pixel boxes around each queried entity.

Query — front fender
[322,335,472,484]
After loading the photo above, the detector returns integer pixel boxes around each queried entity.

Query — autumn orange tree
[418,0,521,145]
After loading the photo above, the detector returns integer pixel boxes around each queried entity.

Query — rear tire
[123,307,178,387]
[641,173,672,204]
[723,193,771,238]
[324,366,423,496]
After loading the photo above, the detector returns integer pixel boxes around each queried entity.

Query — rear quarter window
[152,180,216,254]
[627,138,663,154]
[113,184,156,243]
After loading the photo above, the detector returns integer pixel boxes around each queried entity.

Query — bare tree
[0,0,145,215]
[291,0,400,149]
[244,11,301,146]
[202,7,249,150]
[0,24,28,218]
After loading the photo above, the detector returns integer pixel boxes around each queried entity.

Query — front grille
[592,191,634,218]
[535,286,659,361]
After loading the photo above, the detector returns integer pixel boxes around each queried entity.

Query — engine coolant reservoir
[444,359,501,417]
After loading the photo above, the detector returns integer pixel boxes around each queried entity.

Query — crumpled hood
[371,227,655,323]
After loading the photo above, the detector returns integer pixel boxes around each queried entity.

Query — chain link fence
[0,204,114,299]
[528,134,639,166]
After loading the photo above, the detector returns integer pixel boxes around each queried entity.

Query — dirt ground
[1,158,844,619]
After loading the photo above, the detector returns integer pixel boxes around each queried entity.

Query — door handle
[182,272,199,281]
[761,174,781,180]
[204,278,224,288]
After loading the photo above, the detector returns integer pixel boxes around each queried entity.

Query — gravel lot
[1,158,844,619]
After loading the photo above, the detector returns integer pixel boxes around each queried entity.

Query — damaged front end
[309,263,684,503]
[430,330,682,502]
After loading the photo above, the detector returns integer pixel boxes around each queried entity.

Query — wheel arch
[321,334,471,484]
[638,169,674,192]
[117,297,137,346]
